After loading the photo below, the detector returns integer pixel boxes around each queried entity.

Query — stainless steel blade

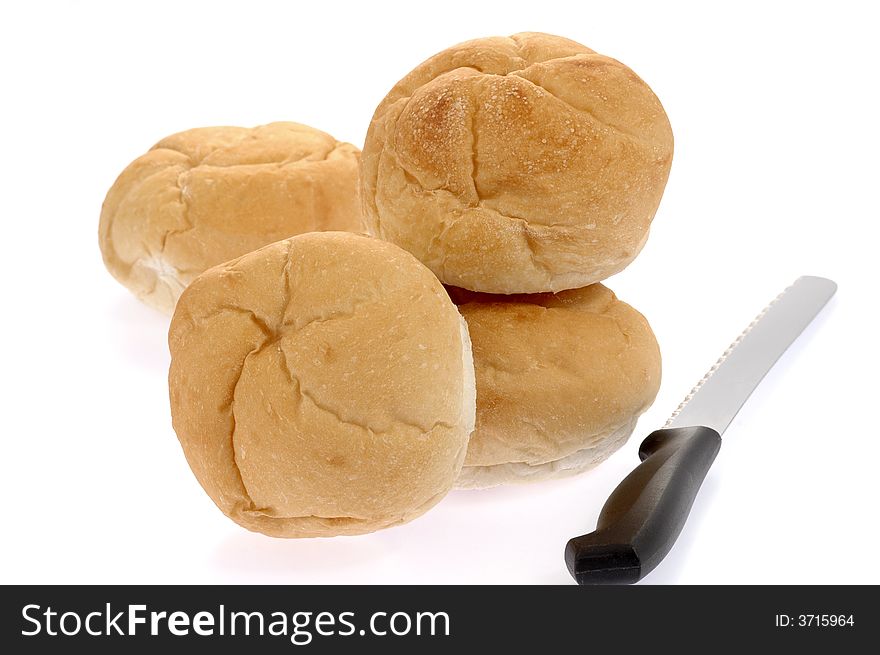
[665,276,837,435]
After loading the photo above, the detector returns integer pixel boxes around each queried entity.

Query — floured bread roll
[447,284,660,488]
[362,32,673,294]
[169,232,476,537]
[100,122,362,314]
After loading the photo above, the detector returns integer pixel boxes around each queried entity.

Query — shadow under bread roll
[169,232,476,537]
[100,122,362,314]
[447,283,661,489]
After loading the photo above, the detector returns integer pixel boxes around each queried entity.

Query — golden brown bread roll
[169,232,476,537]
[447,283,660,488]
[361,32,673,294]
[100,122,362,314]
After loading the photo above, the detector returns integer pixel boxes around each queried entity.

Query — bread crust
[168,232,476,537]
[448,283,661,488]
[100,122,362,314]
[455,419,637,489]
[361,33,673,293]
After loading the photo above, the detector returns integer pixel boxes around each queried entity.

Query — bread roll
[169,232,476,537]
[447,284,660,488]
[361,32,673,294]
[100,122,362,314]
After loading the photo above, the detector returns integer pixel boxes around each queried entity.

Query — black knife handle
[565,425,722,585]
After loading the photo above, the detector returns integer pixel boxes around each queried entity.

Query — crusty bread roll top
[361,32,673,294]
[100,122,362,314]
[169,232,476,537]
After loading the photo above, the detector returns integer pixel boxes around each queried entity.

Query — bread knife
[564,275,837,584]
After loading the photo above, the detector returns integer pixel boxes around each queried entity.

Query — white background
[2,0,878,584]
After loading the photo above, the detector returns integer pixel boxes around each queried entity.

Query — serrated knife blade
[665,275,837,435]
